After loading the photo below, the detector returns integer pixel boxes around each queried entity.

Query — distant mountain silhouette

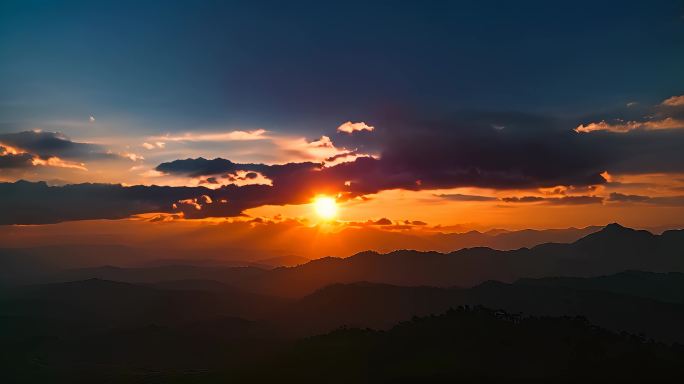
[0,225,607,282]
[432,225,603,251]
[11,224,682,298]
[51,264,268,285]
[256,254,311,267]
[236,224,684,297]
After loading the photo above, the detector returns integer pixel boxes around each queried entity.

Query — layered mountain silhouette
[273,276,684,342]
[6,223,682,297]
[3,223,684,382]
[3,270,684,343]
[0,225,609,283]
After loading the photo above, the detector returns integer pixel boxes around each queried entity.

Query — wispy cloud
[31,156,87,170]
[435,193,497,202]
[607,192,684,206]
[501,195,603,205]
[153,129,268,142]
[575,118,684,133]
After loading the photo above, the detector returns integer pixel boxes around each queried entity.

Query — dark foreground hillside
[3,307,683,383]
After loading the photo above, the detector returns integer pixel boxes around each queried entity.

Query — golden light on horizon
[313,195,338,220]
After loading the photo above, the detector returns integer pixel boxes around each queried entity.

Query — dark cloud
[0,131,118,161]
[502,195,603,205]
[0,178,332,224]
[156,158,265,178]
[156,158,319,179]
[501,196,546,203]
[3,108,684,224]
[157,111,684,196]
[200,177,219,185]
[0,151,34,169]
[607,193,684,206]
[372,218,393,226]
[141,110,684,220]
[436,193,498,202]
[0,180,216,224]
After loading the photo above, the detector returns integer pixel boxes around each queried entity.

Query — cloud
[501,196,545,203]
[371,217,392,225]
[337,121,375,134]
[575,95,684,133]
[435,193,498,202]
[501,195,603,205]
[662,95,684,107]
[152,129,268,142]
[574,118,684,133]
[121,152,144,162]
[0,131,120,161]
[149,128,372,164]
[607,192,684,206]
[3,108,684,224]
[150,109,684,210]
[155,157,275,178]
[0,151,34,169]
[274,135,353,162]
[0,180,277,224]
[223,170,273,187]
[1,142,87,171]
[142,142,166,150]
[30,156,87,171]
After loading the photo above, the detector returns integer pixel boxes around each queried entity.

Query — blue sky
[2,0,683,137]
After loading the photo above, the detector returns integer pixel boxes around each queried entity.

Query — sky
[2,0,684,233]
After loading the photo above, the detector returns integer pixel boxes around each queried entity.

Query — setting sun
[313,196,338,220]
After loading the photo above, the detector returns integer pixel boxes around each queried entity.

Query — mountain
[0,225,605,281]
[254,307,684,383]
[433,225,602,251]
[517,270,684,304]
[256,254,311,268]
[238,224,684,297]
[4,270,684,382]
[1,278,288,332]
[6,306,683,383]
[272,271,684,343]
[0,245,146,283]
[49,264,268,285]
[14,224,683,298]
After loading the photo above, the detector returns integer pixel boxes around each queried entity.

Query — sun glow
[313,195,338,220]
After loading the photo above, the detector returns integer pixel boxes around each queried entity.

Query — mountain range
[2,223,684,382]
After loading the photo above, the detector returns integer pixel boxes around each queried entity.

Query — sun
[313,195,338,220]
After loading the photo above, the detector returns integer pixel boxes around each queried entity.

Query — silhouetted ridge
[573,222,653,246]
[259,307,684,383]
[604,222,631,231]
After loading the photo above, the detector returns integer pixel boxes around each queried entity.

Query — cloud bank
[2,106,684,224]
